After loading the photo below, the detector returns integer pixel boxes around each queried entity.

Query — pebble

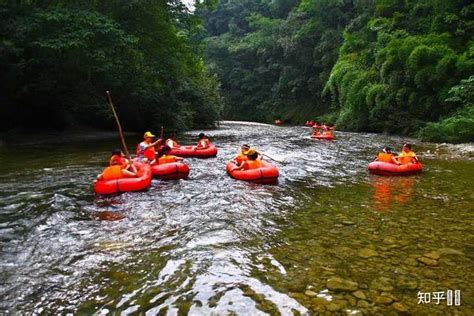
[375,295,393,305]
[304,290,317,297]
[437,247,465,256]
[417,256,438,266]
[358,248,379,258]
[357,300,370,308]
[352,290,367,300]
[370,277,394,292]
[391,302,408,313]
[403,258,418,266]
[423,251,441,260]
[326,277,359,292]
[342,220,356,225]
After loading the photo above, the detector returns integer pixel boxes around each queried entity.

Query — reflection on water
[370,176,415,213]
[0,122,473,314]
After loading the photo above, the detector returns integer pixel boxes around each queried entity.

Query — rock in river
[326,277,359,292]
[358,248,379,258]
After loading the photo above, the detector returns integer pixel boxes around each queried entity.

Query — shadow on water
[0,122,473,314]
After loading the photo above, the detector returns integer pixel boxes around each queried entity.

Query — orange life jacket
[102,165,124,180]
[158,154,177,164]
[109,155,126,166]
[398,150,416,164]
[244,160,262,170]
[377,153,394,163]
[235,153,248,164]
[136,142,156,161]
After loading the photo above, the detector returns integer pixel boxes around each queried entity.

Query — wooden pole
[106,91,131,159]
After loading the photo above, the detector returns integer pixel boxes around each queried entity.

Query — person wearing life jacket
[231,144,250,166]
[137,131,161,164]
[109,148,128,167]
[231,148,262,171]
[375,147,400,164]
[396,144,419,164]
[157,145,184,164]
[97,150,137,181]
[195,133,211,150]
[242,149,262,170]
[165,132,180,149]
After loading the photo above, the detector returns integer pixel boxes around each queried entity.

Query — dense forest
[199,0,474,143]
[0,0,222,132]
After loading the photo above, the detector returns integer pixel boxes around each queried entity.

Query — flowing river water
[0,122,473,315]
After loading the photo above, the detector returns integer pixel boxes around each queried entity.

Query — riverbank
[0,128,139,147]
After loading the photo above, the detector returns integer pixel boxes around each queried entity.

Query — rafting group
[94,132,280,194]
[368,144,422,176]
[93,126,422,195]
[309,122,336,140]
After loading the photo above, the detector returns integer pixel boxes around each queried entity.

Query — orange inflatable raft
[368,161,423,176]
[166,145,218,158]
[94,162,152,195]
[311,133,334,140]
[226,161,279,184]
[151,162,190,180]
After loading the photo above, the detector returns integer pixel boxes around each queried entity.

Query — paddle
[259,151,287,164]
[106,91,131,160]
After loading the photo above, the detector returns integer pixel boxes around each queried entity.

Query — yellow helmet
[143,131,155,138]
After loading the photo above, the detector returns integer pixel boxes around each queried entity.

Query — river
[0,122,473,315]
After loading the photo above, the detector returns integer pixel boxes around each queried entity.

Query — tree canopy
[199,0,473,142]
[0,0,222,132]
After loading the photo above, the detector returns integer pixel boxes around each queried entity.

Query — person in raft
[137,131,161,164]
[194,133,211,150]
[375,147,400,164]
[97,149,137,181]
[157,145,184,164]
[165,133,180,149]
[231,144,251,167]
[396,143,419,164]
[231,148,262,171]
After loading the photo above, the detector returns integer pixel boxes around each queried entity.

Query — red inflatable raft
[275,119,283,125]
[226,161,279,184]
[151,162,190,180]
[166,145,218,158]
[94,162,152,195]
[368,161,423,176]
[311,133,334,140]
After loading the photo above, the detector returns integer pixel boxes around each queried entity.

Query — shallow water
[0,122,473,315]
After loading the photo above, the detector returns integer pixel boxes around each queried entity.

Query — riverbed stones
[357,300,370,308]
[326,277,359,292]
[396,276,418,290]
[326,300,347,312]
[391,302,408,313]
[437,247,464,256]
[423,251,441,260]
[370,277,394,292]
[375,295,393,305]
[417,256,438,266]
[304,290,317,297]
[358,248,379,258]
[352,290,367,300]
[403,257,418,266]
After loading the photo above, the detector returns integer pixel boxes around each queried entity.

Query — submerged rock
[417,256,438,266]
[391,302,409,313]
[327,277,359,292]
[304,290,317,297]
[352,290,367,300]
[375,295,393,305]
[370,277,394,292]
[358,248,379,258]
[437,248,465,256]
